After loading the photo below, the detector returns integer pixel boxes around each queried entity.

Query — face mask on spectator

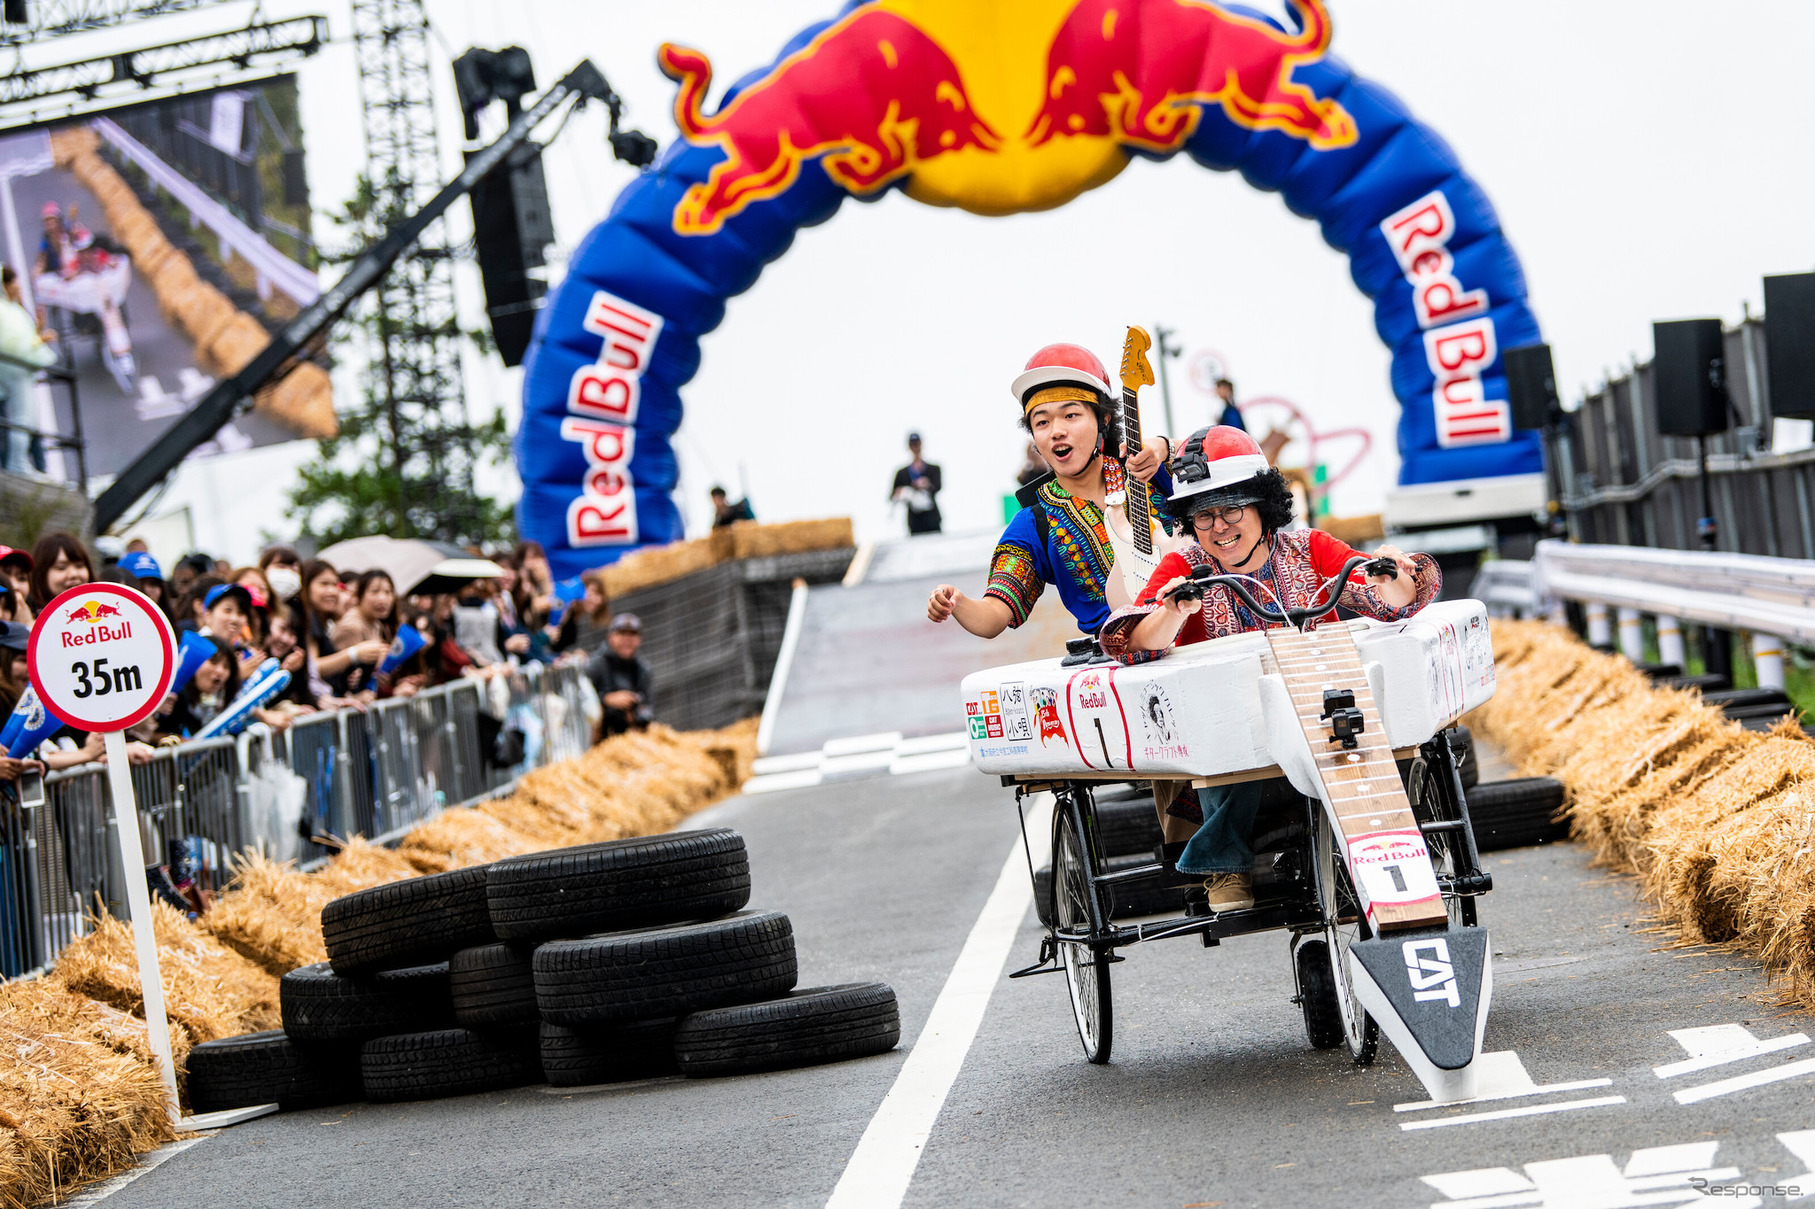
[266,566,301,602]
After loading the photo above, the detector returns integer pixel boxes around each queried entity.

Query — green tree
[285,174,516,548]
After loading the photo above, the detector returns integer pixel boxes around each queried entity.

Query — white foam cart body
[964,598,1498,1103]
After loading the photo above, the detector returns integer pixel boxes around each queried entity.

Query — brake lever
[1362,556,1400,580]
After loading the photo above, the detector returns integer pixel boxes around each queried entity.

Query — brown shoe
[1202,873,1255,912]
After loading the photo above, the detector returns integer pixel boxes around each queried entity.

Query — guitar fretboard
[1121,386,1152,556]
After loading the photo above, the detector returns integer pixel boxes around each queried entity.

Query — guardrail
[0,661,596,979]
[1506,540,1810,687]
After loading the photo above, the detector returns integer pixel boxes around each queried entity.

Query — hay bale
[723,518,854,561]
[53,901,280,1043]
[396,808,540,873]
[204,314,269,376]
[255,362,337,439]
[599,537,721,599]
[48,126,99,166]
[202,839,416,977]
[1317,514,1384,545]
[0,980,181,1207]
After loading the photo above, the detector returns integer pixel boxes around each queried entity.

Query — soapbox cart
[961,557,1501,1103]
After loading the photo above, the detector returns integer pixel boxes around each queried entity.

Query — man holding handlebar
[1098,426,1441,911]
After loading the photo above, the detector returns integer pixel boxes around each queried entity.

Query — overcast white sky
[60,0,1815,561]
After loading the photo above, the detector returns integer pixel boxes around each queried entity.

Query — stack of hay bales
[0,718,755,1204]
[1471,619,1815,1005]
[599,518,854,600]
[45,127,335,439]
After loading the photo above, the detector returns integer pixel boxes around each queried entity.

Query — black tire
[187,1030,361,1113]
[1093,794,1164,859]
[1294,941,1344,1050]
[487,829,751,944]
[281,961,450,1042]
[540,1018,679,1086]
[360,1028,541,1103]
[1033,864,1054,928]
[1702,687,1791,713]
[1467,777,1569,851]
[1662,672,1730,693]
[674,983,901,1078]
[534,910,797,1026]
[1451,725,1479,791]
[450,942,539,1028]
[322,866,496,975]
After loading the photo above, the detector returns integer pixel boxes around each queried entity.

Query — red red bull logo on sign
[65,600,124,624]
[660,9,1001,235]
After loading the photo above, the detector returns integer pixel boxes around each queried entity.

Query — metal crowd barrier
[0,662,597,979]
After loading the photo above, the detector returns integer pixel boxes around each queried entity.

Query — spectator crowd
[0,531,657,782]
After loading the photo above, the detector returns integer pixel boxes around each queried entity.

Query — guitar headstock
[1119,326,1155,393]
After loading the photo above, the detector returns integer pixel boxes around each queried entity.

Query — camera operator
[586,613,654,739]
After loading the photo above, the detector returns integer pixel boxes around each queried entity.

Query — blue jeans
[1176,781,1264,876]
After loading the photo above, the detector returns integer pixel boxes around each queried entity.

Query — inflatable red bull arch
[518,0,1544,575]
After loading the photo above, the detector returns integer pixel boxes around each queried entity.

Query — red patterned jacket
[1097,528,1441,659]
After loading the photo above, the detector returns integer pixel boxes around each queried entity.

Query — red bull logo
[64,600,123,623]
[660,9,1001,235]
[660,0,1354,235]
[1027,0,1355,152]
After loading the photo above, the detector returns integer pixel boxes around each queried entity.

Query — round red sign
[26,582,176,732]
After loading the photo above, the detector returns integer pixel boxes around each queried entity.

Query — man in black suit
[890,432,943,535]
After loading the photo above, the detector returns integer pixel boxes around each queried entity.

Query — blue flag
[5,687,67,759]
[378,624,428,675]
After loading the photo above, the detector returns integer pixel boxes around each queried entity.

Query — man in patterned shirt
[927,342,1175,637]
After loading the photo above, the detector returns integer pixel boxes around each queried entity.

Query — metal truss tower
[348,0,483,540]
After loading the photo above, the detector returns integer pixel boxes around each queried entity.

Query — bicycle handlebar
[1162,554,1399,626]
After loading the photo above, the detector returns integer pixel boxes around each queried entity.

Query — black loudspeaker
[1503,342,1558,430]
[1652,318,1728,436]
[1764,273,1815,420]
[468,142,554,367]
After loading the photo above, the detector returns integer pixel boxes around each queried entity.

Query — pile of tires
[186,829,900,1113]
[1466,777,1569,851]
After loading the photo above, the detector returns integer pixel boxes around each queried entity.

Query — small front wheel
[1052,798,1113,1064]
[1294,937,1344,1050]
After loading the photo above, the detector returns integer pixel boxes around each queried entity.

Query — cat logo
[1403,937,1459,1007]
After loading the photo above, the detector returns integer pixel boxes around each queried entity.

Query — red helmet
[1168,426,1270,507]
[1010,342,1112,409]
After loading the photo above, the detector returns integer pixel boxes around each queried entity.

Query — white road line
[1654,1031,1808,1079]
[1674,1055,1815,1104]
[1398,1095,1626,1132]
[825,811,1046,1209]
[60,1137,208,1206]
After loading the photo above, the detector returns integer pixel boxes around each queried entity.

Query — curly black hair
[1166,466,1296,534]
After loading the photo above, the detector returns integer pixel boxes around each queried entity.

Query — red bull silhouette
[661,9,1000,236]
[91,603,122,619]
[1027,0,1356,152]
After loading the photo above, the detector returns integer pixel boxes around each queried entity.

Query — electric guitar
[1104,325,1189,610]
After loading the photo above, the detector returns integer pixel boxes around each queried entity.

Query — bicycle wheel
[1406,755,1475,929]
[1051,798,1113,1064]
[1313,810,1377,1065]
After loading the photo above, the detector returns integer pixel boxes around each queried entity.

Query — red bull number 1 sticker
[27,582,176,732]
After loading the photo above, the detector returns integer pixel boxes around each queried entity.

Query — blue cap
[119,550,162,582]
[203,582,254,612]
[0,620,27,651]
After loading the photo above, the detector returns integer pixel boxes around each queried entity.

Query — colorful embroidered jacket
[1097,528,1441,658]
[985,468,1174,636]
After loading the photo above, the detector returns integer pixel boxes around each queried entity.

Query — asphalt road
[94,754,1815,1209]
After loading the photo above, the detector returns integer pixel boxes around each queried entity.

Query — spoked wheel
[1407,753,1478,928]
[1314,816,1378,1065]
[1293,937,1344,1050]
[1051,798,1113,1064]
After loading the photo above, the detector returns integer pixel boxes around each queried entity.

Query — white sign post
[27,582,182,1122]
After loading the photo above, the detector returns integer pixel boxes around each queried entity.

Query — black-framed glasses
[1191,503,1248,530]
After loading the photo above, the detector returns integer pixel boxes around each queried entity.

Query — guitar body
[1104,504,1190,610]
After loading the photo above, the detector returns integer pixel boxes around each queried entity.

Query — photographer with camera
[587,613,654,739]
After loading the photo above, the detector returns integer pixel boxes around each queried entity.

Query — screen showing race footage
[0,76,322,477]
